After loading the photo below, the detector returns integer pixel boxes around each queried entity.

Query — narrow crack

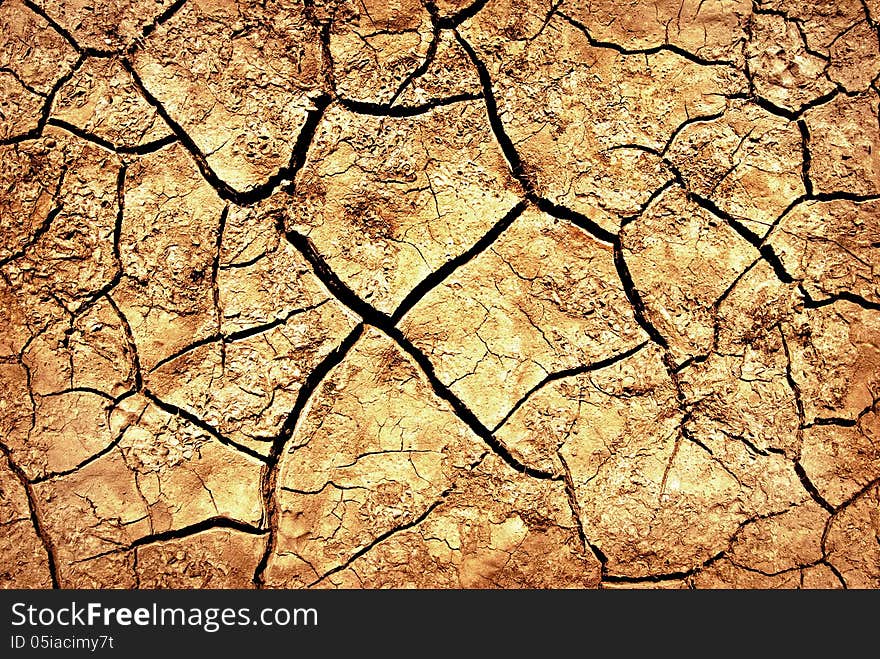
[142,389,270,464]
[138,0,188,44]
[105,294,143,391]
[308,486,453,587]
[431,0,491,29]
[819,476,880,584]
[612,239,670,349]
[801,288,880,312]
[386,21,440,107]
[603,550,726,584]
[78,515,267,564]
[30,426,127,485]
[123,58,332,206]
[793,461,835,514]
[454,31,530,189]
[391,200,529,322]
[797,119,814,197]
[0,205,64,269]
[211,205,228,370]
[338,92,483,117]
[530,196,617,244]
[556,449,607,576]
[149,300,331,373]
[558,11,735,68]
[748,88,841,122]
[493,341,650,432]
[253,323,365,587]
[0,65,47,96]
[75,164,128,314]
[46,118,177,155]
[0,441,60,587]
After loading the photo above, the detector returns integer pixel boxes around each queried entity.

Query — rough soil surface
[1,0,879,589]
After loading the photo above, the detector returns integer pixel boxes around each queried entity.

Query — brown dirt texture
[1,0,879,589]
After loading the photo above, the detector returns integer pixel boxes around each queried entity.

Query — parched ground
[1,0,879,589]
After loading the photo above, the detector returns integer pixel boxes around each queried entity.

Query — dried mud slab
[745,11,837,114]
[560,0,751,61]
[317,453,600,588]
[32,0,190,53]
[0,132,121,306]
[401,206,646,429]
[51,58,172,149]
[769,198,880,305]
[803,94,880,197]
[145,206,357,451]
[460,1,746,232]
[263,327,486,587]
[0,0,80,141]
[619,185,756,364]
[784,303,880,424]
[800,413,880,509]
[664,102,806,237]
[499,345,807,578]
[2,0,880,589]
[286,100,522,314]
[61,527,268,588]
[128,0,328,192]
[322,0,435,104]
[0,456,54,588]
[824,482,880,588]
[30,393,265,586]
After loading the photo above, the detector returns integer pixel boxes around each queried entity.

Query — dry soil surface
[1,0,880,589]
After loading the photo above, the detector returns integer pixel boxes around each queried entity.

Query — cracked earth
[1,0,879,589]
